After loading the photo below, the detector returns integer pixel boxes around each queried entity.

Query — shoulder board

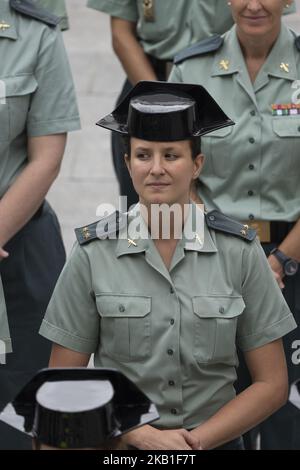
[205,210,256,242]
[295,36,300,52]
[174,35,223,65]
[75,211,128,246]
[10,0,60,27]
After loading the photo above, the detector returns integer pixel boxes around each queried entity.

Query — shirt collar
[211,24,297,82]
[211,26,242,77]
[0,2,18,40]
[115,202,218,258]
[261,24,297,81]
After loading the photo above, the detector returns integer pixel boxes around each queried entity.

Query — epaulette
[174,35,223,65]
[295,36,300,52]
[75,211,127,246]
[10,0,60,28]
[205,210,256,242]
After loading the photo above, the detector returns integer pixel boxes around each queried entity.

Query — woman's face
[229,0,292,38]
[125,138,204,208]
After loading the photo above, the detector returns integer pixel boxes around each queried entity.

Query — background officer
[170,0,300,449]
[0,0,80,449]
[87,0,244,209]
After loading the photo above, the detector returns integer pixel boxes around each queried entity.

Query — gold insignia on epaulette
[240,224,249,237]
[82,227,91,240]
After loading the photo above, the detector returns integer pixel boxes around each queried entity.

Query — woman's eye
[137,153,150,160]
[165,154,178,160]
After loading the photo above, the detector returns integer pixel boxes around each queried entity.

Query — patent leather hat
[97,80,234,141]
[0,368,159,449]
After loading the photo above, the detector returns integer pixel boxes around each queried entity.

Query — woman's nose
[150,156,165,175]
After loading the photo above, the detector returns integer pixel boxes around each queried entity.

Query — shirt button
[119,305,125,312]
[209,215,215,221]
[250,110,256,116]
[171,408,177,415]
[170,319,175,325]
[169,380,175,386]
[170,287,174,294]
[248,190,254,196]
[219,306,225,314]
[167,349,174,356]
[249,214,255,220]
[248,164,255,170]
[249,137,255,144]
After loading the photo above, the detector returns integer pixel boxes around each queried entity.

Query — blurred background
[47,0,300,254]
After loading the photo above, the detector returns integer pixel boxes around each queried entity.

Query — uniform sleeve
[168,65,183,83]
[237,239,297,351]
[0,278,12,354]
[87,0,138,22]
[27,28,80,136]
[39,243,100,354]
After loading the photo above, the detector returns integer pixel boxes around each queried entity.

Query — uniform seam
[41,319,97,344]
[237,311,294,340]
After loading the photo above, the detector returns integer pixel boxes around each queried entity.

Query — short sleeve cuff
[39,319,98,354]
[87,0,138,22]
[238,311,297,352]
[27,116,81,137]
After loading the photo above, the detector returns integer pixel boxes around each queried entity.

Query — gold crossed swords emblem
[0,21,10,31]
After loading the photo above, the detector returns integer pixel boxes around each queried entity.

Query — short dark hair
[122,136,201,160]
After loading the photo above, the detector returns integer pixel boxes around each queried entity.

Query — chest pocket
[0,75,37,142]
[201,126,234,179]
[192,295,245,364]
[96,294,151,362]
[271,117,300,177]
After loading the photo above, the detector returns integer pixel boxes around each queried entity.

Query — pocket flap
[203,126,233,138]
[272,117,300,137]
[1,74,38,97]
[192,295,245,319]
[96,294,151,318]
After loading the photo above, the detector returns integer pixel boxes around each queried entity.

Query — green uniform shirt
[35,0,69,30]
[0,276,12,355]
[170,24,300,221]
[40,203,296,430]
[87,0,193,60]
[0,0,80,198]
[87,0,296,61]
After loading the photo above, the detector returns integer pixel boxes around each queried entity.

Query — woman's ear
[124,153,131,176]
[193,153,205,179]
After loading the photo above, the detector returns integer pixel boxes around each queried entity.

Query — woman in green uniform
[40,81,296,450]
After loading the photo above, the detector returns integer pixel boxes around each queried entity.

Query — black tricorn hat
[96,81,234,141]
[0,368,159,449]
